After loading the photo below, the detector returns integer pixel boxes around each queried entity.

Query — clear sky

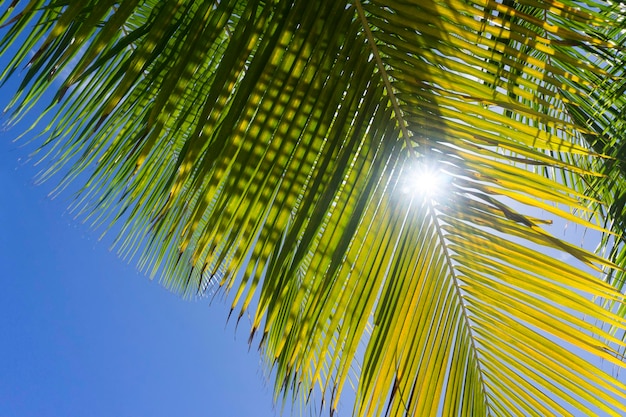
[0,119,283,416]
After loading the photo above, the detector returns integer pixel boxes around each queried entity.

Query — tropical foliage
[3,0,626,415]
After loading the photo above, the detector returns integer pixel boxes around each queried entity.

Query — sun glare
[402,164,447,198]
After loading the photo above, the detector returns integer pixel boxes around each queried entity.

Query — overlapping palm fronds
[2,0,626,415]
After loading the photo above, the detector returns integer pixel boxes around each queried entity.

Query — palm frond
[2,0,626,415]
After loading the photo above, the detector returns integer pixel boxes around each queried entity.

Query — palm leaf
[2,0,626,415]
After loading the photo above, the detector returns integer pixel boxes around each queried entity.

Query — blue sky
[0,126,282,416]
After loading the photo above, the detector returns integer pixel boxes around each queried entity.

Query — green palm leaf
[2,0,626,415]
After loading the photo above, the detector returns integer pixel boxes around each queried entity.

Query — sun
[401,163,447,198]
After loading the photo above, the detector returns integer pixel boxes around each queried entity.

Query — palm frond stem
[353,0,413,157]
